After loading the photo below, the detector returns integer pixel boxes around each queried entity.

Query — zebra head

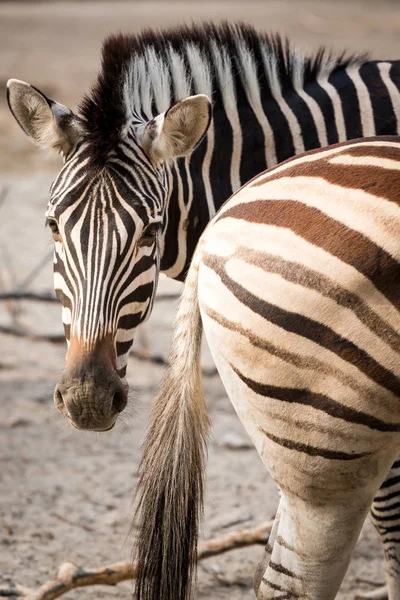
[7,79,211,431]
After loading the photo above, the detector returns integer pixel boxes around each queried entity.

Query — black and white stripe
[47,140,165,377]
[133,137,400,600]
[7,24,400,595]
[39,24,400,379]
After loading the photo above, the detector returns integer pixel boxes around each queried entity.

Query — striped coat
[135,136,400,600]
[7,22,400,600]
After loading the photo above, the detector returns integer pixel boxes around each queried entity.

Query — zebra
[135,135,400,600]
[5,22,400,599]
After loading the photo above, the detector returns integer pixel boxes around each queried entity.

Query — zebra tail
[134,245,210,600]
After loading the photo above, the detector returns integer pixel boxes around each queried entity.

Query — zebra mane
[79,22,366,167]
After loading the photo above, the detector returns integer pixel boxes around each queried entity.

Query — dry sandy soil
[1,1,400,598]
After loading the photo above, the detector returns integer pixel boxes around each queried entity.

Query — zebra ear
[141,94,212,162]
[7,79,82,156]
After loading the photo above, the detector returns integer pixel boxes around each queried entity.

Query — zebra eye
[48,219,60,240]
[140,223,160,245]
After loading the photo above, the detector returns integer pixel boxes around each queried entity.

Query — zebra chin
[54,335,129,432]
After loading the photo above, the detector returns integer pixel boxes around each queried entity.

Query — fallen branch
[0,325,64,344]
[0,291,58,303]
[0,291,179,303]
[354,586,388,600]
[12,250,54,293]
[0,185,9,212]
[51,513,95,534]
[0,325,218,376]
[0,521,273,599]
[0,327,164,359]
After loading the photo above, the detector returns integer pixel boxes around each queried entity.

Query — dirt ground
[1,1,400,598]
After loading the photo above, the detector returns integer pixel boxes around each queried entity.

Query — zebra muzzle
[54,375,128,431]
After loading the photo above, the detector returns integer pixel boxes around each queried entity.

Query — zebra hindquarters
[197,139,400,598]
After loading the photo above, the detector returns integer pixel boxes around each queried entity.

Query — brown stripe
[218,200,400,310]
[276,536,301,556]
[371,509,400,523]
[232,364,400,432]
[234,246,400,353]
[261,579,299,600]
[252,142,400,204]
[269,560,301,580]
[202,253,400,397]
[341,144,400,162]
[244,137,400,192]
[201,305,387,405]
[265,542,274,554]
[261,428,370,461]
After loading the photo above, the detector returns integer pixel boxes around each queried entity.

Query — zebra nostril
[111,389,127,414]
[54,386,65,411]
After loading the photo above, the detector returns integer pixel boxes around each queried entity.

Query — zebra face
[47,162,164,431]
[7,79,211,431]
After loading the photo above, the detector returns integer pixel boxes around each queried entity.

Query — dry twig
[0,291,58,303]
[0,324,217,376]
[354,586,388,600]
[0,185,9,212]
[0,521,273,599]
[0,291,179,304]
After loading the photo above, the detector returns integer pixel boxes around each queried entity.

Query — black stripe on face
[54,168,160,341]
[109,273,154,335]
[116,339,135,357]
[117,365,127,379]
[261,428,370,461]
[231,365,400,432]
[116,305,147,333]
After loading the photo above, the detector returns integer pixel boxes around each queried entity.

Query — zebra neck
[159,59,400,282]
[159,98,260,281]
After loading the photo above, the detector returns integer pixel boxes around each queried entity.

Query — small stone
[200,562,224,575]
[219,432,253,450]
[9,417,32,428]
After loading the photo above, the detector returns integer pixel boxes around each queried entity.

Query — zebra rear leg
[357,459,400,600]
[254,509,281,595]
[257,491,373,600]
